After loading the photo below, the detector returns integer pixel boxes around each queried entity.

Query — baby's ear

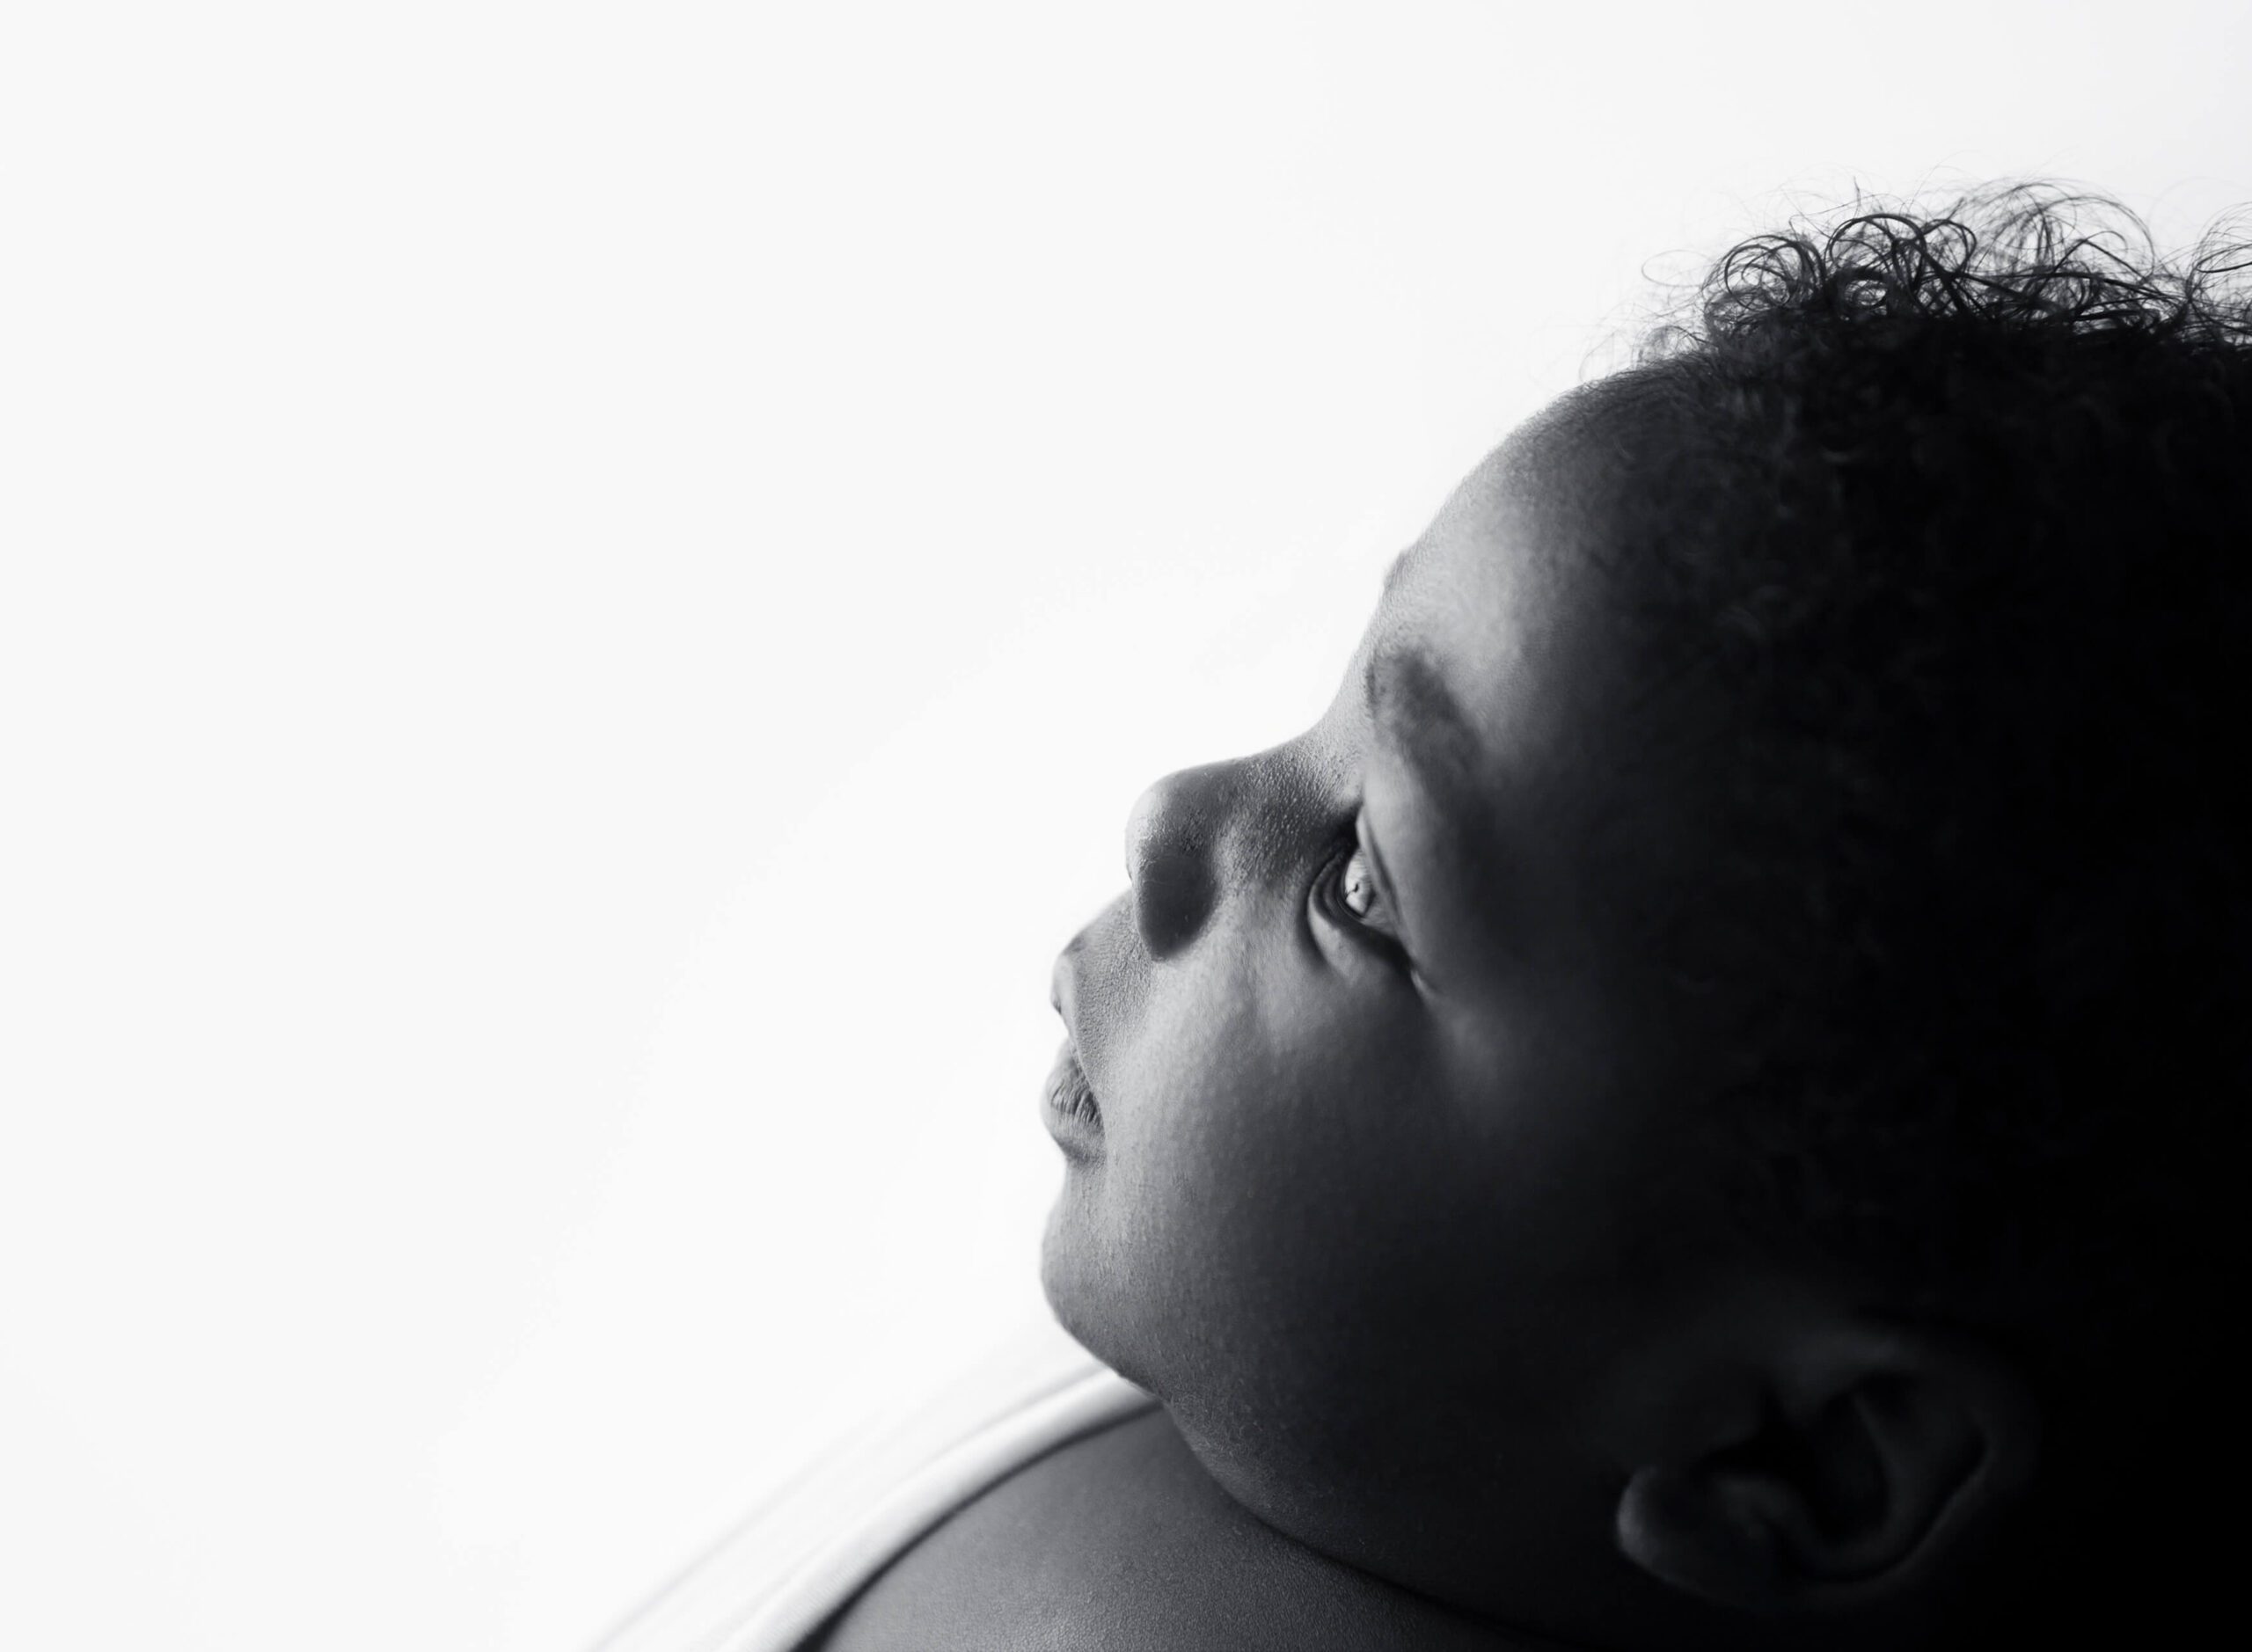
[1612,1320,2037,1616]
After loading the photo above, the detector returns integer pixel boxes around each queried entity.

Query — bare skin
[818,379,2036,1651]
[806,1409,1552,1652]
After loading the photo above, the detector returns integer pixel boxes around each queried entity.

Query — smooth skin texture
[822,382,2037,1650]
[810,1408,1550,1651]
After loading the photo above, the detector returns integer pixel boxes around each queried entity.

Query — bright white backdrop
[3,4,2247,1648]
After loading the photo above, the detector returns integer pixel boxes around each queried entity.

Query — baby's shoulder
[807,1407,1524,1652]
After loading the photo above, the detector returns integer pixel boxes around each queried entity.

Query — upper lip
[1049,950,1078,1042]
[1052,899,1124,1060]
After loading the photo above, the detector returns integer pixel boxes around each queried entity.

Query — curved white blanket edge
[719,1364,1158,1652]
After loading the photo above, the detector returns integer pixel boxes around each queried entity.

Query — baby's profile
[629,182,2252,1650]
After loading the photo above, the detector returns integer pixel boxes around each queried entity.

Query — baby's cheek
[1123,999,1432,1333]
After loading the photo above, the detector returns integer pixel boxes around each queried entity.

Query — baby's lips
[1041,1038,1104,1152]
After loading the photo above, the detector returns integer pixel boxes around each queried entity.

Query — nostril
[1122,768,1226,959]
[1133,843,1214,958]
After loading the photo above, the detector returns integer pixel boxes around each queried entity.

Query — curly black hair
[1602,182,2251,1627]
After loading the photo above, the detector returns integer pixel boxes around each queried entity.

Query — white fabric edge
[716,1364,1157,1652]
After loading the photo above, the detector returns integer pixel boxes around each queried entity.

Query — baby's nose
[1123,764,1228,959]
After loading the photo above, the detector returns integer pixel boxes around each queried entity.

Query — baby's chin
[1037,1179,1159,1390]
[1038,1183,1106,1343]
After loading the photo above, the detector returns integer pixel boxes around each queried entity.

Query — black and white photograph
[4,4,2248,1648]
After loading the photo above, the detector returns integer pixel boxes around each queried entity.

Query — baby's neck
[809,1403,1568,1651]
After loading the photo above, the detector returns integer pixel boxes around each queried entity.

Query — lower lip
[1042,1041,1103,1155]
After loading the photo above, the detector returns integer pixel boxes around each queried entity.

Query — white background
[4,4,2248,1648]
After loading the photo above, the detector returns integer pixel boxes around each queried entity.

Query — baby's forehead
[1407,384,1683,593]
[1365,396,1729,812]
[1378,424,1627,694]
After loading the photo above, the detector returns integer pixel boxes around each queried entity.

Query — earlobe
[1615,1458,1795,1611]
[1613,1327,2039,1615]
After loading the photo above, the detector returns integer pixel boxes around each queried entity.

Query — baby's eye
[1338,847,1380,919]
[1318,830,1406,965]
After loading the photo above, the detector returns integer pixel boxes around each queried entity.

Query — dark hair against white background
[3,4,2248,1648]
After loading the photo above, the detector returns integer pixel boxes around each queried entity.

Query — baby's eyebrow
[1363,640,1481,804]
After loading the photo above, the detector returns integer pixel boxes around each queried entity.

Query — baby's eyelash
[1335,845,1380,918]
[1313,827,1408,965]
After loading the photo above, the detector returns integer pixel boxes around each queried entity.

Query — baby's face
[1042,389,1810,1604]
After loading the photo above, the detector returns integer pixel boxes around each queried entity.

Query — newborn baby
[805,184,2250,1650]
